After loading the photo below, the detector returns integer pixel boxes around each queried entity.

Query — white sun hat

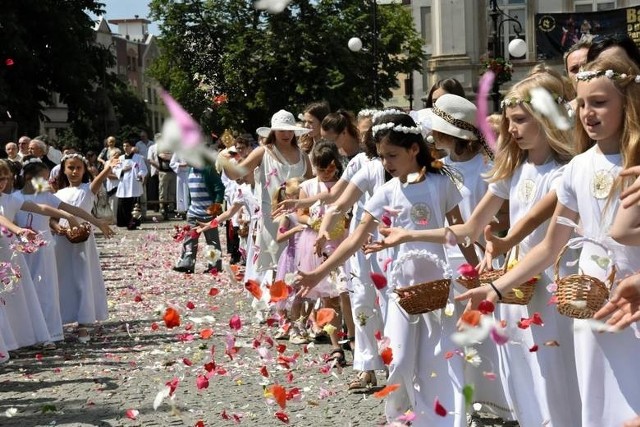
[428,94,478,141]
[256,110,311,138]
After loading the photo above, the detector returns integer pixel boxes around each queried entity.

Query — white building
[389,0,640,109]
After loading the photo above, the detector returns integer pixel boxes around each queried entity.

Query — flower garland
[371,123,422,137]
[575,69,640,83]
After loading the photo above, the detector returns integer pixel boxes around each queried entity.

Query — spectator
[5,142,20,162]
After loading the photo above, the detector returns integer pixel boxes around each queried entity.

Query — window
[487,0,527,60]
[574,1,616,12]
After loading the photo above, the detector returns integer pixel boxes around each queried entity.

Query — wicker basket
[391,250,452,315]
[554,239,615,319]
[456,246,536,305]
[63,223,92,243]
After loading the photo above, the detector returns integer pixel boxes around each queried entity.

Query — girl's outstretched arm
[481,191,558,269]
[222,147,264,180]
[456,202,577,310]
[58,202,115,238]
[91,156,120,195]
[365,191,506,252]
[273,179,347,218]
[196,203,243,233]
[0,214,35,239]
[21,201,82,230]
[314,182,363,256]
[296,213,378,297]
[594,272,640,330]
[446,206,479,266]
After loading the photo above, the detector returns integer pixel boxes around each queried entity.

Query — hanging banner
[535,6,640,60]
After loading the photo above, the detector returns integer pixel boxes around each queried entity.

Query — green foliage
[0,0,113,136]
[149,0,425,133]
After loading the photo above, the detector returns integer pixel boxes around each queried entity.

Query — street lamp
[489,0,525,111]
[348,0,401,106]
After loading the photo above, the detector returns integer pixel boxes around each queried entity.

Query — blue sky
[93,0,161,35]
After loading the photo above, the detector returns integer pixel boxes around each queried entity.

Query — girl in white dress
[51,154,118,342]
[15,157,114,345]
[0,213,36,363]
[0,160,91,350]
[375,72,580,426]
[222,110,313,280]
[298,112,467,426]
[458,56,640,426]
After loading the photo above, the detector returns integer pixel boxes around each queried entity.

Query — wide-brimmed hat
[428,94,478,141]
[256,110,311,138]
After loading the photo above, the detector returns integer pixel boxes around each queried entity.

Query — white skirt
[24,233,64,341]
[55,233,108,325]
[1,251,51,348]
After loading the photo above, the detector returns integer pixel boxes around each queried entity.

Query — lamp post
[348,0,401,107]
[489,0,525,112]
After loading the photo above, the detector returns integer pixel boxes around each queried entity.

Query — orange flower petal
[373,383,401,398]
[269,280,289,302]
[461,310,482,327]
[315,308,336,327]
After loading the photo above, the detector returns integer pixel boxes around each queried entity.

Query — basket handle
[390,249,452,288]
[553,236,616,287]
[25,213,34,230]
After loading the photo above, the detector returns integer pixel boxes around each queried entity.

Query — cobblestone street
[0,219,513,427]
[0,220,388,427]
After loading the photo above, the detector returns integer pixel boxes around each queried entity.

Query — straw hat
[256,110,311,138]
[428,94,479,141]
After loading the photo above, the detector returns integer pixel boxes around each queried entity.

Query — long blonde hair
[575,55,640,181]
[487,66,575,182]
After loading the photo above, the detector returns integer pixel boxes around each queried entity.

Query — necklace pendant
[591,169,614,199]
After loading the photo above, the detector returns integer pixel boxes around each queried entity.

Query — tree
[149,0,425,133]
[0,0,114,137]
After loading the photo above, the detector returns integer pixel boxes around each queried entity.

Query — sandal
[289,323,310,345]
[274,324,290,340]
[347,370,377,390]
[327,348,347,368]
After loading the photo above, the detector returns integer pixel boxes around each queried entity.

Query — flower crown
[371,122,422,137]
[575,69,640,83]
[22,158,43,167]
[372,109,405,121]
[61,153,89,167]
[357,109,378,118]
[501,94,566,108]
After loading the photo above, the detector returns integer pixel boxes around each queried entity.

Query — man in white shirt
[134,131,155,218]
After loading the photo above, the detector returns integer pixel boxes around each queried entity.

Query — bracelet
[485,281,503,301]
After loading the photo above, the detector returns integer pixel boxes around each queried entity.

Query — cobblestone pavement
[0,218,513,427]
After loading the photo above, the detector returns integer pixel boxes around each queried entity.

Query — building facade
[39,17,166,139]
[387,0,640,109]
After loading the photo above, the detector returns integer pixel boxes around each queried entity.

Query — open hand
[295,270,320,298]
[313,232,329,257]
[479,224,511,272]
[593,272,640,330]
[97,220,116,239]
[17,228,37,241]
[363,227,407,254]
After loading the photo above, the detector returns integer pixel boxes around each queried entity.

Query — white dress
[444,154,512,419]
[488,160,581,427]
[54,183,108,325]
[348,156,387,372]
[15,192,64,342]
[253,146,307,274]
[365,174,465,427]
[0,192,51,348]
[557,146,640,427]
[170,153,190,213]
